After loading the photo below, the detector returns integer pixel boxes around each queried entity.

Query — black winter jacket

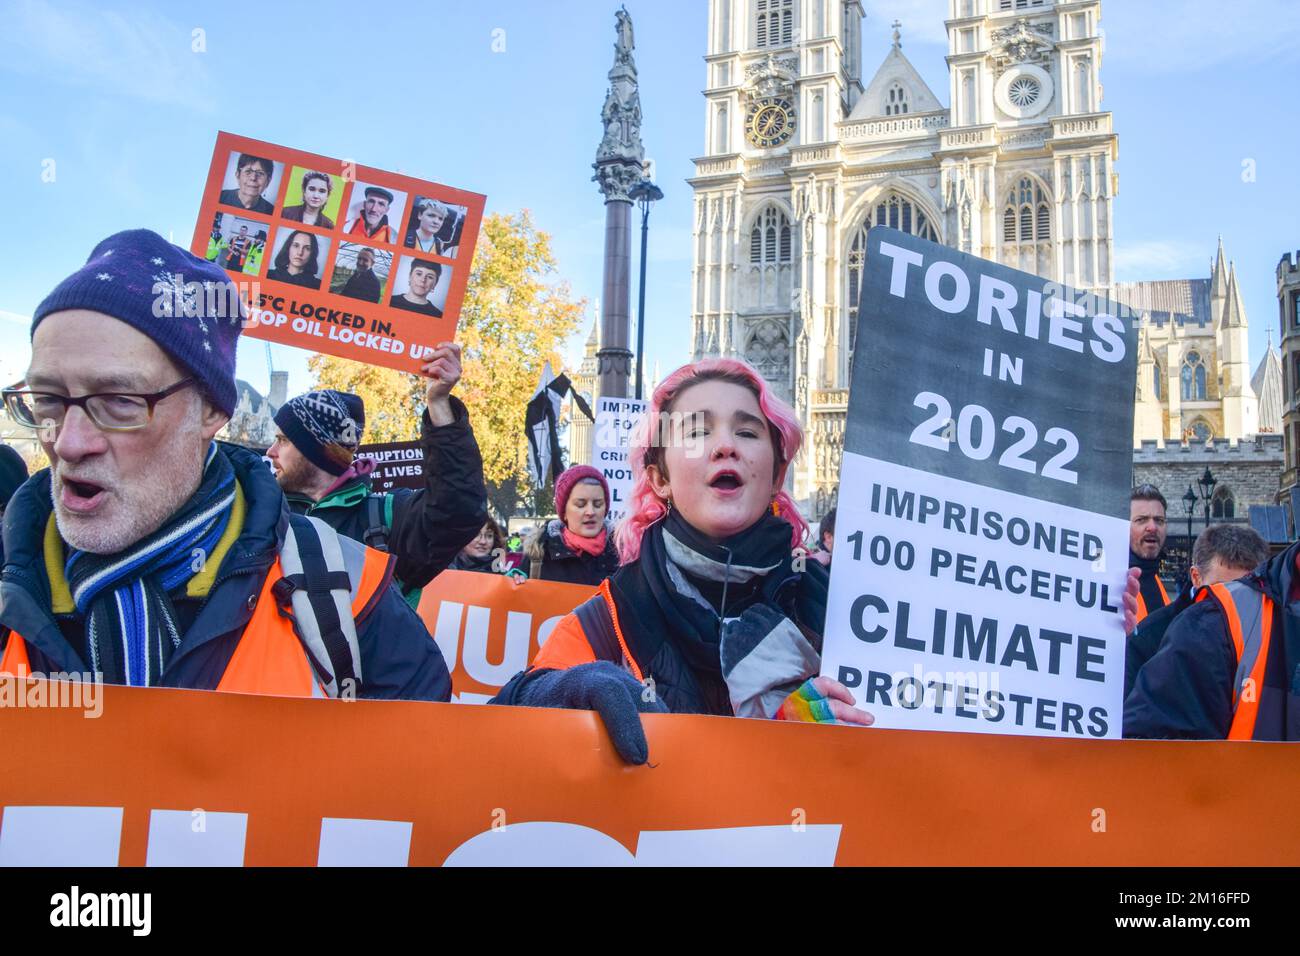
[1123,585,1194,701]
[524,518,620,587]
[285,397,486,594]
[1124,541,1300,740]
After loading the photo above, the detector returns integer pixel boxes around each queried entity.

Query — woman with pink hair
[493,358,873,763]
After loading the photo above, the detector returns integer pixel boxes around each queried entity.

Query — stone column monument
[592,6,645,399]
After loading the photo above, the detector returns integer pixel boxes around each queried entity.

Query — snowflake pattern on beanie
[274,389,366,476]
[31,229,244,415]
[292,391,361,449]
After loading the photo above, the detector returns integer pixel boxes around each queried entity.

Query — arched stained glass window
[847,194,938,355]
[1182,350,1207,401]
[749,207,793,265]
[1004,177,1051,245]
[1211,487,1235,519]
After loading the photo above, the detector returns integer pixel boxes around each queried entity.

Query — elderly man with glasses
[1,229,450,700]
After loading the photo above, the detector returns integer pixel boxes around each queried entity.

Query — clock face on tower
[746,96,796,149]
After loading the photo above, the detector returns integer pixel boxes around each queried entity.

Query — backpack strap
[363,493,392,552]
[273,514,369,698]
[363,492,420,607]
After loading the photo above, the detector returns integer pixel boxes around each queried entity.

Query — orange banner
[417,570,596,702]
[190,131,486,373]
[1,683,1297,866]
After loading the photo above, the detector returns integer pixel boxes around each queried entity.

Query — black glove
[513,662,668,765]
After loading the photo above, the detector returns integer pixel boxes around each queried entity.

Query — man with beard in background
[1129,484,1170,625]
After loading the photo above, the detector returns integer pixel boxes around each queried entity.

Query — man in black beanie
[267,346,487,605]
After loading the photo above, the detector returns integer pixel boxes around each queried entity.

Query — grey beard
[51,446,205,556]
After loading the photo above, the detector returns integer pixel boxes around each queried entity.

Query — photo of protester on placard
[280,167,343,229]
[330,242,392,304]
[267,227,328,290]
[206,213,269,276]
[217,151,282,215]
[343,183,405,244]
[389,255,452,317]
[403,196,467,259]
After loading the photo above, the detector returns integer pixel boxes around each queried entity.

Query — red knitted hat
[554,465,611,517]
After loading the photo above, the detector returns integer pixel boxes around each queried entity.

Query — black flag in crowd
[525,362,594,488]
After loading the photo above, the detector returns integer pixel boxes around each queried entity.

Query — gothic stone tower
[1126,238,1261,447]
[689,0,1119,517]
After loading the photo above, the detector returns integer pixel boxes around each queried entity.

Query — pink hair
[614,357,809,563]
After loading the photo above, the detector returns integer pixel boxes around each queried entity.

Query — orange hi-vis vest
[344,217,395,244]
[1195,580,1275,740]
[1135,575,1170,624]
[0,517,392,698]
[531,579,643,680]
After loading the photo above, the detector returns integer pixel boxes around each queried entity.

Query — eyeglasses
[2,378,196,433]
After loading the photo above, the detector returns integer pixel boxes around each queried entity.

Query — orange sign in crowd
[190,131,486,373]
[417,570,596,702]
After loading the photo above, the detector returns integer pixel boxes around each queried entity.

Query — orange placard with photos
[191,131,485,372]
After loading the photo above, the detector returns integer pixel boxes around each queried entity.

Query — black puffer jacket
[1123,585,1194,700]
[1124,541,1300,740]
[524,518,620,587]
[285,397,486,595]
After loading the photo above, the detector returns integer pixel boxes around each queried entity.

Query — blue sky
[1,0,1297,397]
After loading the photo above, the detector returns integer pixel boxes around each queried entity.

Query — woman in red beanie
[523,465,620,586]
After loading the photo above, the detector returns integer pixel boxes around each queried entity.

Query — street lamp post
[1182,485,1198,578]
[629,178,663,401]
[1197,467,1217,527]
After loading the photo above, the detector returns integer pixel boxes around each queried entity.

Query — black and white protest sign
[821,228,1137,739]
[593,397,647,524]
[359,440,424,493]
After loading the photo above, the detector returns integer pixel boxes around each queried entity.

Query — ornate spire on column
[592,5,646,398]
[594,5,646,202]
